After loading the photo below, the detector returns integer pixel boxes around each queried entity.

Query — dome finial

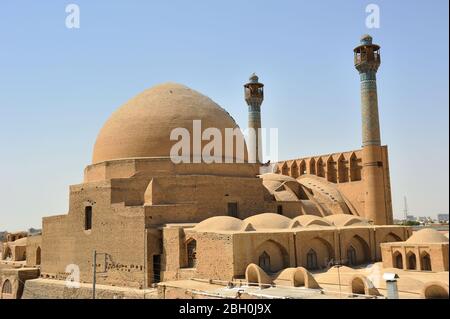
[249,73,259,83]
[360,34,373,45]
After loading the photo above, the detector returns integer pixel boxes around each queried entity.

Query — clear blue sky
[0,0,448,230]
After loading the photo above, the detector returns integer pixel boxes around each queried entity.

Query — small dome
[193,216,247,232]
[324,214,370,227]
[244,213,292,230]
[290,215,332,228]
[406,228,449,244]
[93,83,245,164]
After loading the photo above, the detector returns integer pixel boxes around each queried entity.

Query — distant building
[417,217,434,223]
[437,214,449,223]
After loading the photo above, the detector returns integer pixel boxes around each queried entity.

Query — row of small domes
[193,213,370,232]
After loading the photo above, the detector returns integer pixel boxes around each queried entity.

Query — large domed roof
[93,83,245,164]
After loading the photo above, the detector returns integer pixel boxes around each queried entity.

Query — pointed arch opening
[337,154,349,183]
[346,235,370,266]
[305,237,334,270]
[299,160,306,176]
[316,158,325,178]
[406,252,417,270]
[349,153,362,181]
[290,161,299,178]
[326,156,337,183]
[393,251,403,269]
[309,158,316,175]
[1,279,12,299]
[421,252,432,271]
[281,162,289,176]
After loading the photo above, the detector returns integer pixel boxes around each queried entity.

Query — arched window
[306,249,318,270]
[1,280,12,299]
[258,251,271,272]
[36,247,41,266]
[85,206,92,230]
[407,252,417,270]
[421,253,432,271]
[187,239,197,268]
[347,246,357,266]
[393,252,403,269]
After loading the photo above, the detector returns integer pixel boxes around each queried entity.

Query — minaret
[354,34,387,225]
[244,73,264,163]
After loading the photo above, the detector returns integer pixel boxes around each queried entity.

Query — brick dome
[93,83,245,164]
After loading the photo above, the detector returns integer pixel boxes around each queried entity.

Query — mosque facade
[0,35,448,299]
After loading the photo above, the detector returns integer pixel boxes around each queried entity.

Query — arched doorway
[421,252,432,271]
[281,163,289,176]
[1,280,13,299]
[305,237,334,269]
[349,153,361,181]
[406,252,417,270]
[326,156,337,183]
[337,154,349,183]
[393,251,403,269]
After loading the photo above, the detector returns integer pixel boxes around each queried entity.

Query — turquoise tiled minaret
[354,35,388,225]
[244,73,264,163]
